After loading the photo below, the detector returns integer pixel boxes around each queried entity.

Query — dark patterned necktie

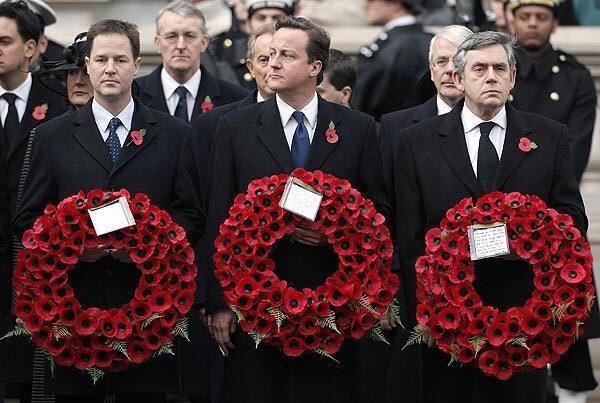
[476,121,499,193]
[106,117,122,162]
[174,85,189,122]
[2,92,19,150]
[290,111,310,168]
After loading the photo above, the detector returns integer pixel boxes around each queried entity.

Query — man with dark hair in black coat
[352,0,432,120]
[204,16,390,403]
[136,0,247,124]
[13,18,203,402]
[388,31,586,403]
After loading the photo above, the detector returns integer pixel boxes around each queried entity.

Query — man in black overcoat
[13,19,203,402]
[390,31,587,403]
[0,3,66,400]
[204,16,390,403]
[136,0,247,124]
[352,0,432,120]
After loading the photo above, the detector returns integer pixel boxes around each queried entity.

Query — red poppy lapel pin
[518,137,538,153]
[325,121,339,144]
[126,129,147,146]
[32,103,48,121]
[201,96,214,113]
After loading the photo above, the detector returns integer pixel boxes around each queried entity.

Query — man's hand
[380,310,398,331]
[79,245,110,263]
[199,307,210,328]
[210,308,237,356]
[110,248,133,263]
[291,227,328,247]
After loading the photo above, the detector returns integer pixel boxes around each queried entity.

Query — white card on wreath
[279,177,323,222]
[468,222,510,260]
[88,196,136,236]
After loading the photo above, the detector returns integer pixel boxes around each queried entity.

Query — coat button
[508,94,514,102]
[223,38,232,48]
[106,268,113,276]
[244,72,253,81]
[559,54,567,62]
[550,92,560,101]
[552,65,560,73]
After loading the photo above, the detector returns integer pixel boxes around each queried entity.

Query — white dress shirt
[461,104,507,177]
[256,91,266,103]
[161,68,201,121]
[436,95,453,116]
[384,15,417,31]
[0,73,32,125]
[276,93,319,150]
[92,98,135,147]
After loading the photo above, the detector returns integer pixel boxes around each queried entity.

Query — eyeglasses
[433,57,455,68]
[159,32,202,44]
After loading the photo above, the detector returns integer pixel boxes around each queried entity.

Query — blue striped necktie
[291,111,310,168]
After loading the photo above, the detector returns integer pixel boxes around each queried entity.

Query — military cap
[246,0,294,18]
[509,0,557,14]
[0,0,56,26]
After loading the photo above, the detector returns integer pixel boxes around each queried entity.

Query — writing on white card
[468,222,510,260]
[279,177,323,221]
[88,196,136,236]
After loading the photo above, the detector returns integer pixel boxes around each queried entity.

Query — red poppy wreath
[213,169,400,359]
[406,191,595,380]
[2,189,196,383]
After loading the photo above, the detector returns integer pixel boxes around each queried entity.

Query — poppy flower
[458,346,475,363]
[529,344,549,369]
[15,301,34,318]
[533,272,556,290]
[486,321,508,347]
[113,313,132,340]
[131,300,152,321]
[75,311,99,336]
[552,335,570,354]
[554,286,575,305]
[281,337,305,357]
[478,350,499,377]
[437,307,461,330]
[520,311,543,336]
[321,333,344,354]
[25,313,42,332]
[59,308,78,327]
[560,263,586,284]
[100,315,118,338]
[34,297,56,321]
[128,340,152,364]
[160,309,178,327]
[496,359,513,381]
[54,346,75,366]
[174,289,194,314]
[284,289,308,315]
[31,326,51,349]
[298,315,319,336]
[148,291,172,313]
[425,228,444,252]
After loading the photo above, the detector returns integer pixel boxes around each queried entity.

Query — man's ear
[85,56,90,75]
[452,70,464,92]
[24,38,37,59]
[341,86,352,107]
[309,60,322,80]
[198,35,210,54]
[245,59,255,78]
[133,57,142,76]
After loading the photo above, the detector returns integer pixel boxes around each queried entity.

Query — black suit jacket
[0,75,67,212]
[393,102,586,402]
[12,98,204,395]
[135,65,248,122]
[0,135,10,313]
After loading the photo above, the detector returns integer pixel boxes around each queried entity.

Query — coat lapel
[493,104,532,190]
[256,97,293,173]
[413,96,438,123]
[110,100,158,175]
[72,102,113,172]
[439,105,483,198]
[192,66,221,121]
[305,96,341,171]
[140,66,169,114]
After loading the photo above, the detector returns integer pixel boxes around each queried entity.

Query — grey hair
[155,0,207,35]
[247,22,276,60]
[428,25,473,63]
[454,31,517,77]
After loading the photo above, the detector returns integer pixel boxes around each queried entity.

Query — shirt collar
[436,94,453,115]
[0,73,32,102]
[257,91,266,103]
[92,97,135,132]
[384,15,417,31]
[161,67,202,100]
[461,103,507,133]
[276,93,318,131]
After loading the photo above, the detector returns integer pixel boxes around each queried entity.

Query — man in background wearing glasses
[137,0,247,124]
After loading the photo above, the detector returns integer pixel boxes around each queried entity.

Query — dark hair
[275,16,330,85]
[0,1,42,43]
[324,49,356,90]
[87,19,140,59]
